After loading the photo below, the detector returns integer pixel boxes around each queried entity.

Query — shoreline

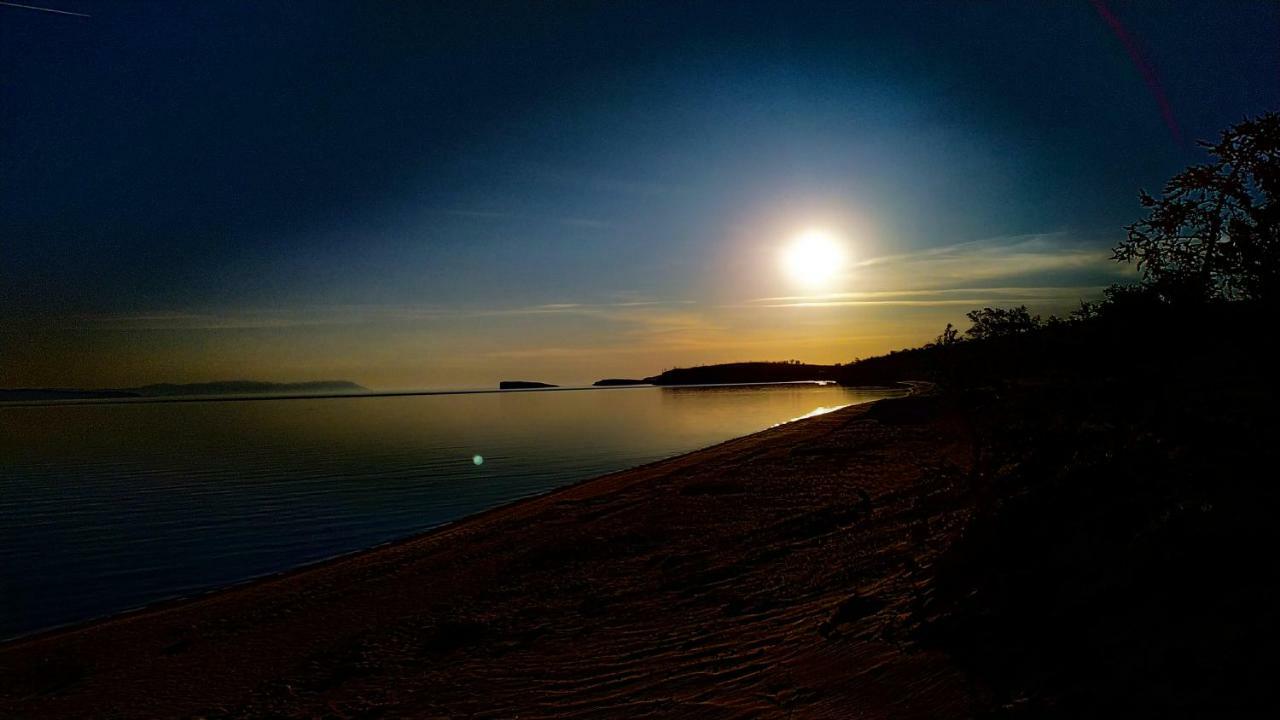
[0,379,867,409]
[0,384,910,645]
[2,384,976,718]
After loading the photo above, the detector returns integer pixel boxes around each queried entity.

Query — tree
[964,306,1041,341]
[1069,300,1101,323]
[934,322,961,346]
[1114,112,1280,303]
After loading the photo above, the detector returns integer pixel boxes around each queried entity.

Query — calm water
[0,384,900,639]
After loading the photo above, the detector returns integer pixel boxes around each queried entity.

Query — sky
[2,1,1277,389]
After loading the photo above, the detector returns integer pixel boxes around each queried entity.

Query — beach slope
[1,393,980,718]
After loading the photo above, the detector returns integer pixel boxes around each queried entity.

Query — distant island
[592,378,648,386]
[499,381,559,390]
[0,380,368,402]
[615,358,935,388]
[639,361,840,386]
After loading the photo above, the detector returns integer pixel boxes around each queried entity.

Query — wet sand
[0,391,983,718]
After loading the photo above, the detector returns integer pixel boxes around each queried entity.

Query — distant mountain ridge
[0,380,367,402]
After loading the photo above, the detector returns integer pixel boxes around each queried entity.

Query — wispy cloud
[55,299,700,331]
[521,163,685,197]
[851,232,1126,286]
[478,299,695,317]
[434,209,614,230]
[747,286,1112,309]
[30,231,1134,388]
[58,305,457,331]
[481,306,732,359]
[751,232,1130,308]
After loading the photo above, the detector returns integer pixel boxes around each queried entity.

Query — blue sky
[2,1,1277,387]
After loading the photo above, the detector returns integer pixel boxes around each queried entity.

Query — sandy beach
[6,6,1276,714]
[1,391,982,718]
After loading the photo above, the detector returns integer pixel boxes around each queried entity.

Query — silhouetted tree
[1069,300,1101,323]
[964,306,1041,340]
[934,322,961,346]
[1114,112,1280,303]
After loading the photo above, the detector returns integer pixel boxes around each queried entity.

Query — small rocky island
[498,381,559,389]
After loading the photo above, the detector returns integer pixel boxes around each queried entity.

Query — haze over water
[0,383,900,639]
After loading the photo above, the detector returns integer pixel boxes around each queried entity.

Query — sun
[781,229,846,287]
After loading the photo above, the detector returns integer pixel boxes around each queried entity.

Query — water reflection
[0,383,901,638]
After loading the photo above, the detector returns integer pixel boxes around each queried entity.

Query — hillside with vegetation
[828,113,1280,714]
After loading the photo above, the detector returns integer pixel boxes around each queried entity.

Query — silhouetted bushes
[829,111,1280,718]
[918,350,1278,716]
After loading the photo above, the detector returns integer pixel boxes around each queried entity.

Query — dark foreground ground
[2,374,1276,718]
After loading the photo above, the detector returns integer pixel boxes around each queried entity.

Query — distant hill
[592,378,647,386]
[0,380,367,402]
[642,362,839,386]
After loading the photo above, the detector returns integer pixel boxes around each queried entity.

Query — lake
[0,383,902,639]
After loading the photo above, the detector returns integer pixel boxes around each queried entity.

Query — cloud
[55,305,457,331]
[22,231,1134,388]
[747,286,1112,309]
[751,232,1132,308]
[852,232,1128,287]
[521,163,685,197]
[479,299,695,317]
[433,209,614,230]
[53,299,702,332]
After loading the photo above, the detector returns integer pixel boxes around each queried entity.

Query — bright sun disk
[782,229,846,287]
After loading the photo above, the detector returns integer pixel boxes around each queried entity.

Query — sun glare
[781,229,846,287]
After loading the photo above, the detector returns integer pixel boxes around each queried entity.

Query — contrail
[0,1,90,17]
[1090,0,1183,146]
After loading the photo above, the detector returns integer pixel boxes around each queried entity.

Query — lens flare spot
[472,454,484,466]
